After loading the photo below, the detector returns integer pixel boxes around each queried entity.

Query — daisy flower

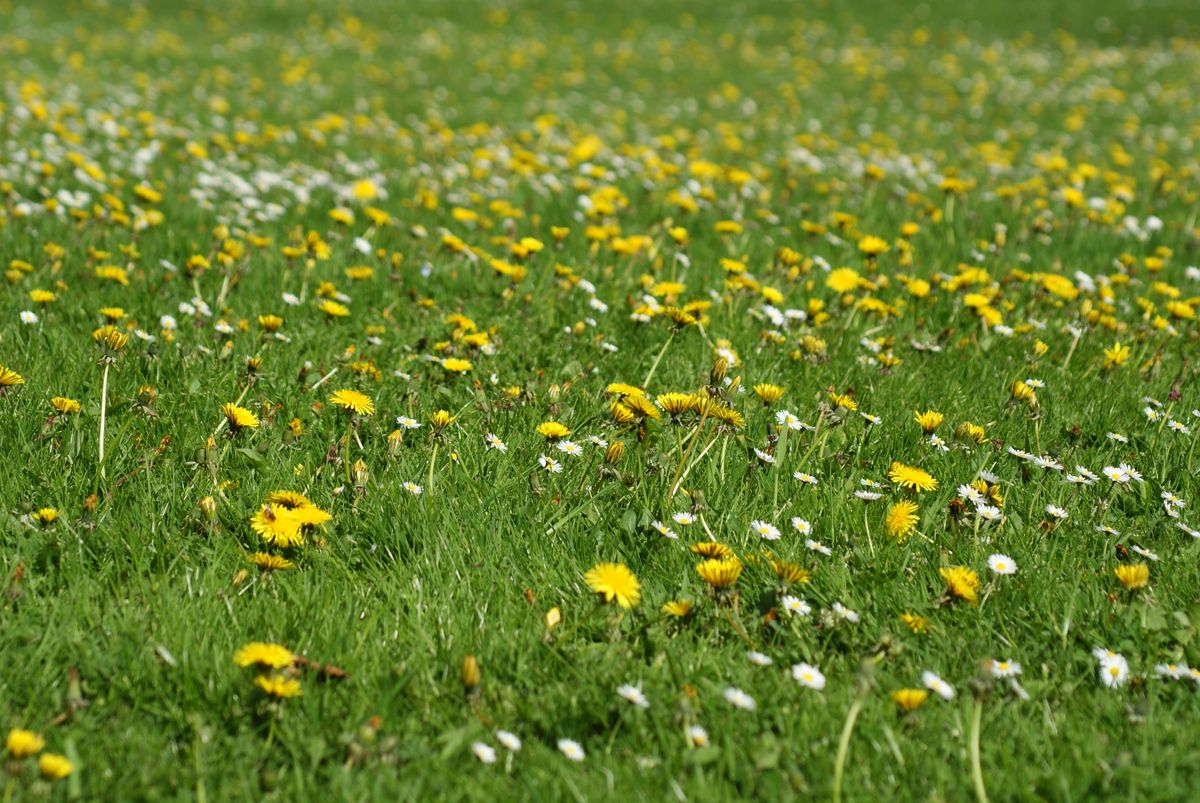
[672,512,696,525]
[396,416,421,430]
[790,517,811,535]
[556,440,583,457]
[1045,504,1068,520]
[987,554,1017,575]
[987,659,1022,678]
[746,651,773,667]
[557,739,585,761]
[651,520,677,539]
[806,539,832,556]
[922,671,955,700]
[485,433,508,452]
[538,455,563,474]
[753,448,776,465]
[793,471,819,485]
[780,595,811,616]
[471,742,497,764]
[686,726,710,747]
[402,481,424,495]
[616,684,649,708]
[791,663,826,690]
[496,730,522,752]
[750,520,781,540]
[1099,655,1130,688]
[722,687,756,710]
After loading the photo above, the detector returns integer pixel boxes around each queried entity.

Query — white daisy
[557,739,585,761]
[751,520,781,540]
[396,416,421,430]
[402,481,423,495]
[793,471,819,485]
[987,659,1022,678]
[723,687,756,710]
[987,554,1017,575]
[496,730,522,751]
[19,310,38,324]
[781,595,812,617]
[791,662,826,690]
[651,520,677,539]
[805,539,832,556]
[746,651,773,667]
[471,742,497,764]
[672,512,696,525]
[538,454,563,474]
[485,433,508,452]
[686,725,709,746]
[1045,504,1068,520]
[556,440,583,457]
[921,671,955,700]
[616,684,649,708]
[790,517,811,535]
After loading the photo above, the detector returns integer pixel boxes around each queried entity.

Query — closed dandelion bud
[604,441,625,464]
[460,655,481,692]
[710,356,728,384]
[545,606,561,633]
[219,340,234,361]
[387,429,404,456]
[548,383,561,402]
[198,495,218,522]
[352,459,369,488]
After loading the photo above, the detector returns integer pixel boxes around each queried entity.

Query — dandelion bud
[387,429,404,456]
[352,459,369,488]
[548,383,561,402]
[710,356,728,384]
[92,325,128,353]
[544,606,562,636]
[198,496,218,522]
[460,655,481,692]
[430,410,454,429]
[604,441,625,464]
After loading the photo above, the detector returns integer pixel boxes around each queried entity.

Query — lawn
[1,0,1199,800]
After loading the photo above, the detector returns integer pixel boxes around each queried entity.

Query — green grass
[2,0,1200,799]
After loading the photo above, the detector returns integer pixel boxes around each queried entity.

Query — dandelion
[234,642,295,669]
[39,753,74,780]
[662,600,694,618]
[583,562,641,608]
[255,674,303,698]
[222,403,259,431]
[886,500,920,541]
[329,389,374,416]
[752,383,785,404]
[695,558,742,589]
[888,462,938,492]
[900,613,928,634]
[914,410,944,433]
[1115,563,1149,590]
[6,728,44,758]
[891,689,930,712]
[50,396,81,414]
[537,421,571,440]
[792,663,826,690]
[940,566,981,603]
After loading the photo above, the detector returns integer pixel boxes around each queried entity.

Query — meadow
[2,0,1199,799]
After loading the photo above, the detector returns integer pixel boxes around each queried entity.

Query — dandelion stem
[428,442,439,495]
[668,409,710,497]
[641,331,675,389]
[832,696,864,803]
[97,361,111,484]
[969,698,989,803]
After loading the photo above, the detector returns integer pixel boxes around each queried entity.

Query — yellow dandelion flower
[250,505,304,548]
[913,410,944,433]
[662,600,694,618]
[691,542,734,559]
[33,508,60,525]
[6,729,44,758]
[940,566,981,603]
[604,382,646,398]
[696,557,743,589]
[441,357,472,373]
[885,500,920,541]
[431,409,455,429]
[255,674,302,698]
[900,613,928,634]
[891,689,929,712]
[0,366,25,388]
[39,753,73,780]
[857,235,890,257]
[251,552,294,571]
[537,421,571,440]
[1103,341,1130,368]
[328,389,374,416]
[50,396,81,414]
[771,560,811,585]
[752,383,785,404]
[233,642,295,669]
[1115,563,1149,590]
[222,403,259,431]
[889,462,938,492]
[657,392,699,416]
[583,562,641,609]
[319,299,350,318]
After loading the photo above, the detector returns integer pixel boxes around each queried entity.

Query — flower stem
[832,696,864,803]
[427,442,439,495]
[97,361,111,483]
[641,331,675,389]
[969,698,989,803]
